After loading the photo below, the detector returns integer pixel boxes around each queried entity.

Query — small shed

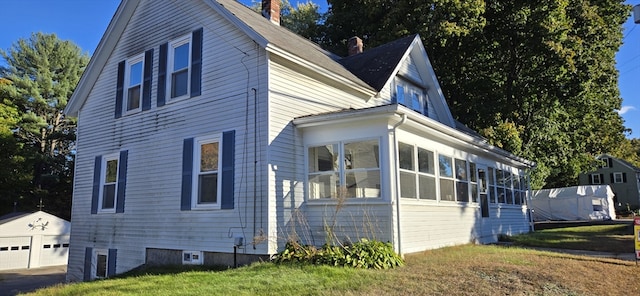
[0,211,70,270]
[530,185,617,221]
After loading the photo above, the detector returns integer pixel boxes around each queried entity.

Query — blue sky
[2,0,640,137]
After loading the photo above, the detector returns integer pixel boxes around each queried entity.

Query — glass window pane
[105,159,118,183]
[198,173,218,203]
[419,175,436,200]
[344,140,379,169]
[130,61,142,86]
[127,85,140,111]
[506,188,514,204]
[309,173,338,198]
[396,85,405,105]
[488,167,495,185]
[438,154,453,178]
[503,171,512,188]
[418,148,434,174]
[174,43,189,71]
[455,159,467,180]
[496,170,504,186]
[200,142,219,172]
[345,170,380,198]
[469,163,477,182]
[471,183,478,203]
[171,69,188,98]
[456,181,469,202]
[102,184,116,209]
[489,185,496,203]
[412,92,420,112]
[400,172,416,198]
[96,254,107,278]
[497,187,506,203]
[309,144,338,172]
[440,179,455,201]
[398,143,413,170]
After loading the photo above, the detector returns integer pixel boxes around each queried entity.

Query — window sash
[99,156,119,212]
[193,136,222,208]
[168,36,191,99]
[124,54,144,112]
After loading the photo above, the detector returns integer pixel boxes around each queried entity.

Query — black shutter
[91,156,102,214]
[599,174,604,184]
[608,158,613,168]
[610,173,614,183]
[83,247,93,281]
[116,150,128,213]
[157,43,167,107]
[221,130,235,209]
[115,61,125,118]
[108,249,117,277]
[190,28,203,97]
[623,173,627,183]
[181,138,194,210]
[142,49,154,111]
[588,174,593,185]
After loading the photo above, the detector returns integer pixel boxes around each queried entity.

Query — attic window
[394,79,428,116]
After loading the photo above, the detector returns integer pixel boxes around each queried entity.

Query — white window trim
[93,249,109,279]
[192,134,222,210]
[394,78,428,115]
[591,173,602,184]
[124,53,144,115]
[613,172,624,183]
[437,153,456,202]
[167,33,192,101]
[398,143,437,201]
[98,153,119,213]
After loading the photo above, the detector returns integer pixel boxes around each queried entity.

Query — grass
[26,224,640,296]
[505,224,634,253]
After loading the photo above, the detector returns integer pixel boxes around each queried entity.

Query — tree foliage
[250,0,325,42]
[320,0,631,189]
[0,33,88,219]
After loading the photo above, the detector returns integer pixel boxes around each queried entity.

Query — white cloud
[618,106,636,115]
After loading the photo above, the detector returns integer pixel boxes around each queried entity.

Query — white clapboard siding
[67,0,271,281]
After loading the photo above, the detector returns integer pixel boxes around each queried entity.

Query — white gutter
[390,113,407,255]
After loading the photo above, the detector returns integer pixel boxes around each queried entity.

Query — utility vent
[182,251,203,265]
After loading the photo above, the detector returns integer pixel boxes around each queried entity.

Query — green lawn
[26,224,640,296]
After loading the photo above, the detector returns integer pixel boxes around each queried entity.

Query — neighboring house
[578,154,640,212]
[64,0,534,281]
[0,211,70,271]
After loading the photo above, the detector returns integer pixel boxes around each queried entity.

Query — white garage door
[39,235,70,267]
[0,236,31,271]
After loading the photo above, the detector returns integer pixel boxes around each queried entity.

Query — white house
[0,211,70,271]
[64,0,534,282]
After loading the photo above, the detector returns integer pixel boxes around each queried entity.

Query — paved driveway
[0,265,66,296]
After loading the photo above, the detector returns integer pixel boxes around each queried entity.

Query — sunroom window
[308,139,380,199]
[399,143,436,200]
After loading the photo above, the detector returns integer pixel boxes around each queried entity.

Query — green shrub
[273,239,404,269]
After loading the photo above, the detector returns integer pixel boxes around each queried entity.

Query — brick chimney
[262,0,280,26]
[348,36,363,56]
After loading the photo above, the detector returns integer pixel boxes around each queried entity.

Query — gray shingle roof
[339,35,417,91]
[216,0,375,92]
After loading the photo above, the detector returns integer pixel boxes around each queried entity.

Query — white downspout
[391,113,407,255]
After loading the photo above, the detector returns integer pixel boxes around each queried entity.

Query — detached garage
[0,211,70,271]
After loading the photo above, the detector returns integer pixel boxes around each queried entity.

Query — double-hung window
[193,135,221,208]
[168,34,191,99]
[308,139,381,199]
[438,154,455,201]
[100,154,119,212]
[125,54,144,113]
[398,143,436,200]
[181,131,235,211]
[613,172,625,183]
[455,159,469,202]
[590,173,602,184]
[91,151,128,214]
